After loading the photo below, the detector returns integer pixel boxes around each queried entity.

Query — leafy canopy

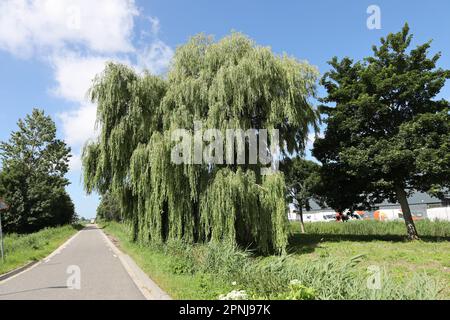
[83,33,319,253]
[0,109,75,233]
[314,23,450,212]
[281,157,324,212]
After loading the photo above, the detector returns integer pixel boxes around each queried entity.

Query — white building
[288,192,450,222]
[288,207,336,222]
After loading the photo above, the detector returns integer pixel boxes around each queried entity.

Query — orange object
[373,210,386,221]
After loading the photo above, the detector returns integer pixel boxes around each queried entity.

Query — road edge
[98,225,172,300]
[0,261,38,282]
[0,227,83,284]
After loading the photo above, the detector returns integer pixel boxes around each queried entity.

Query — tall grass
[103,222,445,300]
[163,240,442,300]
[290,220,450,238]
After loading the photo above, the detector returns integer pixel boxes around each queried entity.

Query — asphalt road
[0,225,145,300]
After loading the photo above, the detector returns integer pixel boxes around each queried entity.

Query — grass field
[0,224,83,275]
[102,220,450,300]
[289,220,450,298]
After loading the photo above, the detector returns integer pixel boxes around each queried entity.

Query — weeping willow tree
[83,33,319,254]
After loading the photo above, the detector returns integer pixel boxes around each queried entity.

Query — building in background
[288,192,450,222]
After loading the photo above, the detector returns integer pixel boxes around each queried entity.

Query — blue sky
[0,0,449,218]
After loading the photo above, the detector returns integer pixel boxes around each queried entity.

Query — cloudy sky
[0,0,449,218]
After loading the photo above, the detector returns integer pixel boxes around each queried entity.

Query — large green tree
[281,157,324,233]
[83,33,319,253]
[0,109,75,233]
[314,24,450,239]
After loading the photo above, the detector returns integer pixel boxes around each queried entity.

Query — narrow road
[0,225,145,300]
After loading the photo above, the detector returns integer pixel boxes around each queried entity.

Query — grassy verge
[0,224,84,275]
[101,222,225,299]
[102,220,449,300]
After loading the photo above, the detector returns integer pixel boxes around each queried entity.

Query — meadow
[101,220,450,300]
[0,224,83,275]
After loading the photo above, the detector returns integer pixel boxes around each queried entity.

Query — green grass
[0,224,83,275]
[102,220,450,300]
[289,220,450,238]
[100,222,223,299]
[289,220,450,298]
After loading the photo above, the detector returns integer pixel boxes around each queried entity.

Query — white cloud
[137,39,173,75]
[149,16,160,35]
[52,54,109,172]
[51,54,109,102]
[0,0,137,57]
[51,53,134,153]
[0,0,174,173]
[68,152,82,172]
[58,103,98,147]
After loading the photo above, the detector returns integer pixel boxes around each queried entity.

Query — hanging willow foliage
[83,32,319,254]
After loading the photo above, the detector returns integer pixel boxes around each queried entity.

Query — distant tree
[281,157,324,233]
[0,109,75,233]
[314,24,450,239]
[51,190,77,225]
[96,192,121,221]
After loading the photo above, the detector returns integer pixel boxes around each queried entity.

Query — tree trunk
[394,185,419,240]
[299,207,306,234]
